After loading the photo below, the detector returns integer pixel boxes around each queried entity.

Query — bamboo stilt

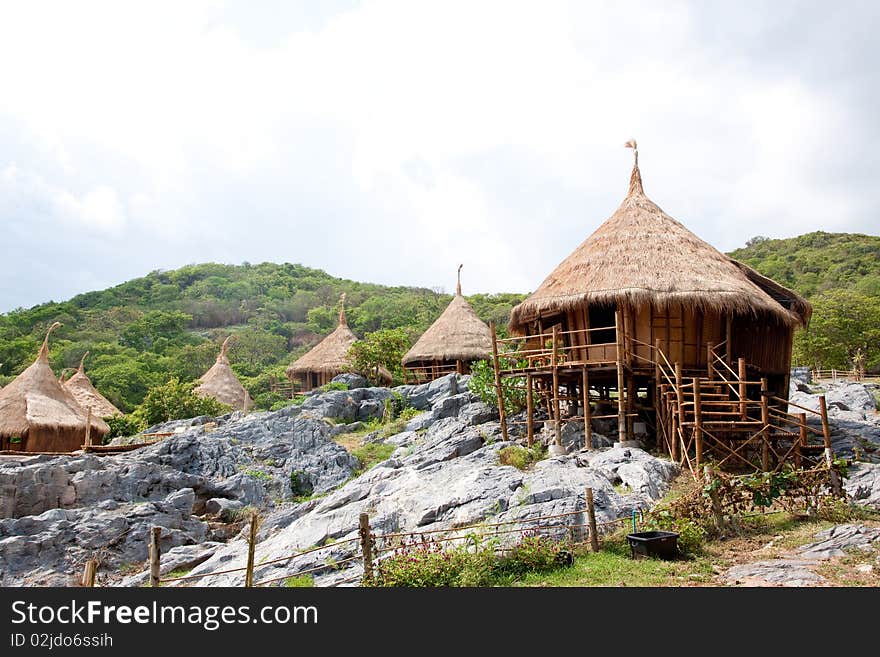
[693,377,703,472]
[738,358,747,421]
[581,367,591,450]
[760,378,770,471]
[526,373,534,448]
[552,326,562,446]
[489,322,508,442]
[615,310,626,444]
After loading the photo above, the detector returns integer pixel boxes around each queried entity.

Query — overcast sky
[1,0,877,312]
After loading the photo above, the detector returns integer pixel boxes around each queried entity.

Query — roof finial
[38,322,62,362]
[78,351,89,373]
[624,138,643,196]
[339,292,347,326]
[456,264,463,296]
[220,336,232,360]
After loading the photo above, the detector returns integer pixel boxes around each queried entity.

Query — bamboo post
[615,310,626,444]
[738,358,748,421]
[81,559,97,587]
[693,377,702,472]
[489,322,508,442]
[149,527,161,587]
[552,326,562,446]
[526,373,534,448]
[724,314,733,366]
[674,363,684,461]
[244,511,260,587]
[581,367,591,450]
[818,396,842,496]
[704,466,724,532]
[585,488,599,552]
[796,412,807,469]
[359,512,374,584]
[626,378,635,440]
[84,407,92,452]
[760,378,770,471]
[706,342,714,380]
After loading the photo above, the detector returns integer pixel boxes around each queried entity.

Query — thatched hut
[286,294,392,391]
[194,337,253,411]
[402,265,493,383]
[0,323,109,452]
[64,352,122,418]
[499,141,811,460]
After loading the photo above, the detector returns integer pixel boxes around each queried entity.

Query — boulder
[330,373,369,389]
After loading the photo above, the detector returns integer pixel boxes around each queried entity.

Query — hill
[728,231,880,371]
[728,231,880,298]
[0,262,525,411]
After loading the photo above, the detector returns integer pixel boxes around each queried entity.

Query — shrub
[321,382,349,392]
[370,533,572,587]
[269,395,306,411]
[134,377,232,426]
[104,414,147,441]
[498,444,546,471]
[468,359,526,415]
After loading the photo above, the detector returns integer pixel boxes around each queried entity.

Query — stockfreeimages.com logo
[11,600,317,632]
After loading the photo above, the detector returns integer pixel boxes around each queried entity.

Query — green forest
[0,262,525,413]
[1,231,878,422]
[729,231,880,372]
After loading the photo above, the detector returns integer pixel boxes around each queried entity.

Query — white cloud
[0,0,876,309]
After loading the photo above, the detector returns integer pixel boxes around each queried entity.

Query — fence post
[760,378,770,471]
[585,488,599,552]
[796,412,806,469]
[81,559,97,587]
[359,512,374,584]
[489,321,508,442]
[244,511,260,587]
[693,377,702,472]
[704,466,724,532]
[674,363,684,462]
[818,396,843,497]
[706,342,714,380]
[149,527,161,587]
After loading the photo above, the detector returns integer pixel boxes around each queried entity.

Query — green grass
[351,443,396,473]
[284,575,314,587]
[498,444,547,471]
[243,468,272,481]
[510,536,715,587]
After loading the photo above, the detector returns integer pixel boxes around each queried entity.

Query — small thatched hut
[0,323,109,452]
[402,265,493,383]
[194,336,253,411]
[286,294,392,391]
[64,352,122,418]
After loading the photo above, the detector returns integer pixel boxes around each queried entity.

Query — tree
[134,377,232,426]
[794,289,880,370]
[348,328,410,385]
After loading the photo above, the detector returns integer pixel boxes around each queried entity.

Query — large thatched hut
[194,336,253,411]
[497,141,811,468]
[63,352,122,418]
[402,266,493,383]
[0,323,109,452]
[286,294,392,391]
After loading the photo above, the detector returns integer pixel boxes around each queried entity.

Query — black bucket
[626,531,679,560]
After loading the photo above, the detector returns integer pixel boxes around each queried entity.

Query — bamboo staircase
[653,342,834,474]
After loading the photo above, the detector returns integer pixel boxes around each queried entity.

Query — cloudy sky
[1,0,877,312]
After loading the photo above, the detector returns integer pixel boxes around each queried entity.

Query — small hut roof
[402,266,493,365]
[0,323,109,440]
[64,352,122,418]
[509,141,811,331]
[286,294,358,376]
[194,337,253,411]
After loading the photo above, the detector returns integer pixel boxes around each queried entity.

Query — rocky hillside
[1,373,878,587]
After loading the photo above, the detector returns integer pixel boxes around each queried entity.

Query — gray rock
[723,560,826,586]
[331,373,369,389]
[205,498,245,522]
[797,524,880,560]
[845,463,880,508]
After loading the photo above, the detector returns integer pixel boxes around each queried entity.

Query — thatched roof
[509,141,811,331]
[403,266,493,365]
[194,337,253,411]
[64,352,122,418]
[286,294,358,376]
[0,323,109,441]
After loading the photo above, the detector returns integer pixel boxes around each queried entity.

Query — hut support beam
[489,322,508,441]
[582,366,591,450]
[526,373,534,447]
[615,310,627,444]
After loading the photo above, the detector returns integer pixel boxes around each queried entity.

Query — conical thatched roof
[0,323,109,448]
[509,142,811,331]
[403,266,493,365]
[194,337,253,411]
[286,294,358,376]
[64,352,122,418]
